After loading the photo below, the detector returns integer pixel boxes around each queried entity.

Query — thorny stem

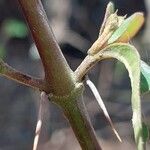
[0,60,46,91]
[0,1,143,150]
[18,0,75,95]
[18,1,102,150]
[51,83,102,150]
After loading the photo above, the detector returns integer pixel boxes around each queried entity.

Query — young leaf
[97,43,145,150]
[99,2,115,35]
[108,13,144,44]
[88,11,119,55]
[140,60,150,94]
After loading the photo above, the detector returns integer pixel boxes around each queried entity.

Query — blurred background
[0,0,150,149]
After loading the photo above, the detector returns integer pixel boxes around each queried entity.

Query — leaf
[98,43,145,149]
[0,45,6,59]
[142,122,149,143]
[3,19,28,38]
[108,13,144,44]
[99,2,114,35]
[140,60,150,94]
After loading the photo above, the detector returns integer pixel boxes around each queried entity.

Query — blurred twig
[33,92,48,150]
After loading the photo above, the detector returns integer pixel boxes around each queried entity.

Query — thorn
[124,14,127,19]
[85,76,122,142]
[113,128,122,142]
[115,9,118,14]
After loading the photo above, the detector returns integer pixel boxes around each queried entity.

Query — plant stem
[18,0,75,95]
[63,97,101,150]
[51,84,102,150]
[0,60,45,91]
[18,1,102,149]
[75,55,100,82]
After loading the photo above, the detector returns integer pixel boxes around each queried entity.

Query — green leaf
[140,60,150,94]
[108,13,144,44]
[98,43,145,150]
[3,19,28,38]
[0,45,6,59]
[142,122,149,143]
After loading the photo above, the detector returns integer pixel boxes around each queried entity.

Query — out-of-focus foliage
[140,60,150,94]
[2,19,28,38]
[0,45,6,59]
[142,122,149,143]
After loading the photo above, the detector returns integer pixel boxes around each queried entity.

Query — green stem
[50,84,101,150]
[63,98,101,150]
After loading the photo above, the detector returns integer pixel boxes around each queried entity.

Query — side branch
[0,60,46,91]
[75,55,100,82]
